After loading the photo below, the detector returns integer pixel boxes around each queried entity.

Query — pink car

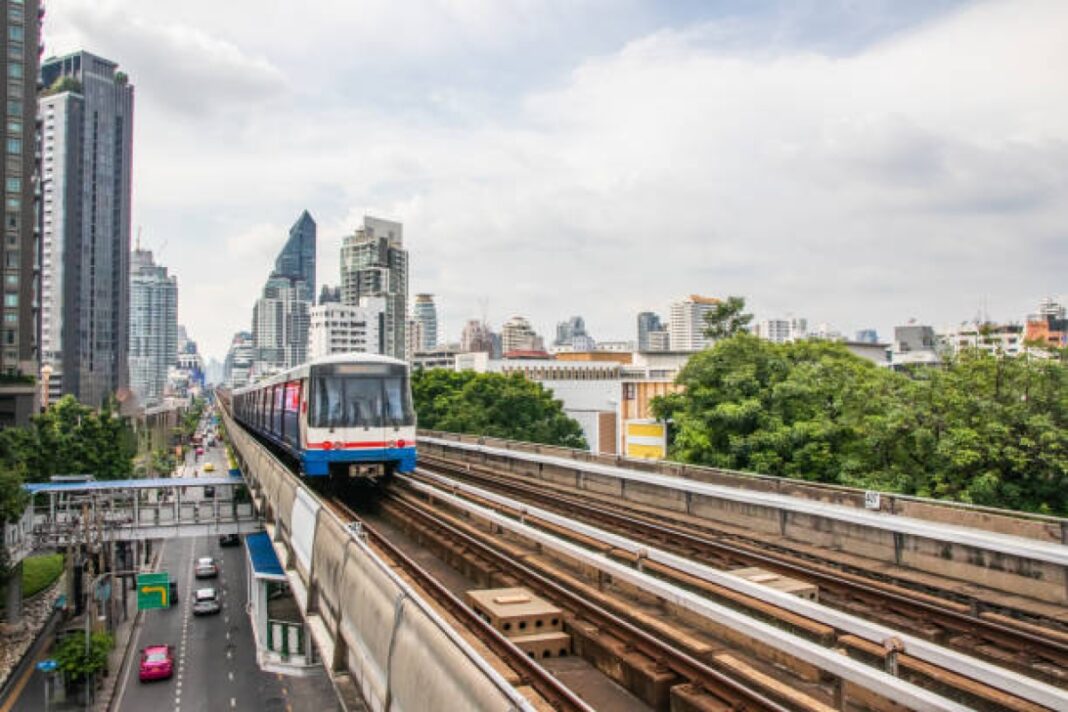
[139,644,174,682]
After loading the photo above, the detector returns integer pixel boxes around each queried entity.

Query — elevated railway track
[217,392,1068,711]
[413,453,1068,685]
[395,467,1066,711]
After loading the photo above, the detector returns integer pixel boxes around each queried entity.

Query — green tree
[653,335,1068,514]
[412,369,587,449]
[702,295,753,340]
[54,630,113,682]
[13,396,136,482]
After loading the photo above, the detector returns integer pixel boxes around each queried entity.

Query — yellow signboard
[624,420,666,460]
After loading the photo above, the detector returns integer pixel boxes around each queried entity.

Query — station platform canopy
[246,531,286,581]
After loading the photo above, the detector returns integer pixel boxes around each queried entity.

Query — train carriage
[232,353,416,480]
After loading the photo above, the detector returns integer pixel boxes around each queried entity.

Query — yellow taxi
[203,462,215,473]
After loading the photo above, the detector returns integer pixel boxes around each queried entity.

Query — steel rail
[324,498,596,712]
[420,454,1068,667]
[383,489,846,712]
[394,476,982,712]
[410,467,1068,711]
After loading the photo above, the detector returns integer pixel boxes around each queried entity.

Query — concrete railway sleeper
[401,469,1066,712]
[382,485,984,712]
[377,491,798,712]
[417,454,1068,680]
[321,496,597,712]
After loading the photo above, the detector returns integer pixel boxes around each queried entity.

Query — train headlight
[396,439,407,448]
[333,441,344,450]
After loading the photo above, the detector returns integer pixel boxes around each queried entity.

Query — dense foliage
[0,396,137,483]
[413,369,588,449]
[653,335,1068,515]
[55,630,113,681]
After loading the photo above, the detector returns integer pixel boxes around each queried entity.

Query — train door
[298,378,308,448]
[283,380,301,449]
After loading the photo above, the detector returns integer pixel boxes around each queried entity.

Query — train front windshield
[309,363,415,429]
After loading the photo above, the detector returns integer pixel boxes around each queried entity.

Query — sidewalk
[10,548,157,712]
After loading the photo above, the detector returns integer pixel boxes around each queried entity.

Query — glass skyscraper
[274,210,316,303]
[129,247,177,407]
[250,211,316,373]
[39,51,134,406]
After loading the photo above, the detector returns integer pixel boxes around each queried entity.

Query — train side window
[312,376,342,428]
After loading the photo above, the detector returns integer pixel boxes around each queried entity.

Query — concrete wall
[420,431,1068,606]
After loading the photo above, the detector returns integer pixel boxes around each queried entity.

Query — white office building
[940,323,1024,358]
[755,317,808,344]
[307,298,385,359]
[668,295,720,352]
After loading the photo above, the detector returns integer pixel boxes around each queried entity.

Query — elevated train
[231,353,416,482]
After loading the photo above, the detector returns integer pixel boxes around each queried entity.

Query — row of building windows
[5,0,34,370]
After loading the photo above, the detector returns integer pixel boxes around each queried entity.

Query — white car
[193,588,220,616]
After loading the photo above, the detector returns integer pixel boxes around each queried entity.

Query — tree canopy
[653,335,1068,515]
[703,296,753,340]
[413,369,588,449]
[0,395,137,483]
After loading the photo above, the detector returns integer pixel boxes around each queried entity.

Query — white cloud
[42,0,1068,358]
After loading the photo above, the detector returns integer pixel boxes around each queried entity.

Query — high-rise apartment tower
[412,293,437,352]
[128,247,177,406]
[0,0,41,424]
[340,216,408,360]
[668,295,720,352]
[39,51,134,406]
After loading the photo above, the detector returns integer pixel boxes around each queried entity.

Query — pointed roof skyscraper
[272,210,317,303]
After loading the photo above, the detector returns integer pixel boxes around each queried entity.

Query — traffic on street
[113,414,338,712]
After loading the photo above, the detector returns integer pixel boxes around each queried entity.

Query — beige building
[500,315,544,354]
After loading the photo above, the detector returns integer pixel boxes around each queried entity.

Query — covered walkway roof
[246,531,286,581]
[25,476,243,494]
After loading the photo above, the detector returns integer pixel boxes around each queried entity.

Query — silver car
[194,556,218,579]
[193,587,220,616]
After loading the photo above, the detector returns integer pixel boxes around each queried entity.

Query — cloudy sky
[44,0,1068,361]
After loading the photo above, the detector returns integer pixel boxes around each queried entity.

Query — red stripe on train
[306,441,391,450]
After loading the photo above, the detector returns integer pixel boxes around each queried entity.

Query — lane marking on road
[228,671,234,682]
[230,698,236,708]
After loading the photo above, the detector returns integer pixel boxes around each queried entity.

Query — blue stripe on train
[301,446,417,476]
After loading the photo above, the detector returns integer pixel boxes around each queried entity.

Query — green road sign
[137,572,171,610]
